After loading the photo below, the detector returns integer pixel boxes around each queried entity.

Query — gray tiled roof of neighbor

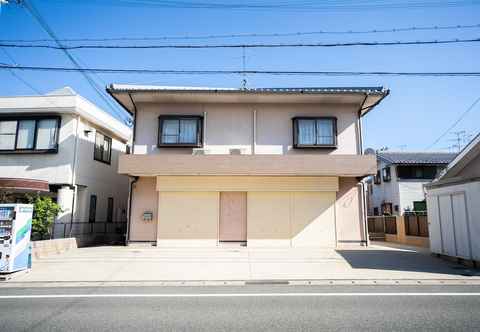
[108,84,387,95]
[377,152,457,165]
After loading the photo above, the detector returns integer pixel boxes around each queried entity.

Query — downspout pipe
[68,115,81,237]
[357,94,369,246]
[125,176,138,245]
[125,93,138,245]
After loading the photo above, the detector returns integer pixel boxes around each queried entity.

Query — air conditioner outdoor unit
[192,148,211,155]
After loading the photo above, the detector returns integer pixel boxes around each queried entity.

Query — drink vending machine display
[0,204,33,273]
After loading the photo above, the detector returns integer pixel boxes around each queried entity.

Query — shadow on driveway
[336,250,479,276]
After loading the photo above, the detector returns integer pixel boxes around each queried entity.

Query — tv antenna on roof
[241,46,247,89]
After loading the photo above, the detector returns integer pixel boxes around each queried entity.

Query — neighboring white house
[0,87,131,227]
[425,134,480,263]
[368,152,456,216]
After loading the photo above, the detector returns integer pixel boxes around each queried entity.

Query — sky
[0,0,479,152]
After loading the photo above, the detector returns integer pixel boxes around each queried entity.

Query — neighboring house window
[413,200,427,212]
[382,167,391,182]
[94,132,112,164]
[158,115,203,147]
[394,205,399,212]
[381,202,393,215]
[107,197,114,223]
[396,165,437,179]
[374,170,381,185]
[373,207,379,216]
[0,116,60,153]
[293,117,337,148]
[89,195,97,223]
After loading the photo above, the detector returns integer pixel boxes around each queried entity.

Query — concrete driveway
[3,242,480,286]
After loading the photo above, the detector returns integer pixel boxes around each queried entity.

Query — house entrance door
[219,192,247,243]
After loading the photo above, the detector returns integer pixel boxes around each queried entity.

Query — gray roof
[377,152,457,165]
[108,84,386,95]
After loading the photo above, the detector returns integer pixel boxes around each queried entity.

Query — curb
[2,278,480,288]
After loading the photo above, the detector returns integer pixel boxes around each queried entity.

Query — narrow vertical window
[107,197,114,223]
[94,132,112,164]
[89,195,97,223]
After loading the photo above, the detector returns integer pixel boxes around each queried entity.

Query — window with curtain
[293,117,336,148]
[0,120,17,150]
[158,116,202,147]
[94,132,112,164]
[0,116,60,152]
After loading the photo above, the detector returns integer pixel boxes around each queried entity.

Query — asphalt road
[1,285,479,331]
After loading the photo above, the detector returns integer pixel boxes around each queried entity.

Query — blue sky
[1,0,479,152]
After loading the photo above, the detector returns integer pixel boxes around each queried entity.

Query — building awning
[0,178,50,192]
[118,154,377,177]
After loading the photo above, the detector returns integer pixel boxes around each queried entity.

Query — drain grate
[245,280,289,285]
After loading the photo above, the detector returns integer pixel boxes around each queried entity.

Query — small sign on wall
[143,211,153,222]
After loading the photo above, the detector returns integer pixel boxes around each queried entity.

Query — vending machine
[0,204,33,273]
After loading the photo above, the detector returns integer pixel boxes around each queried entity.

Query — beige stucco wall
[130,176,364,247]
[129,177,157,242]
[133,102,359,155]
[335,177,366,246]
[157,191,219,247]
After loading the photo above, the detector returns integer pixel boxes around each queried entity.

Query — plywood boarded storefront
[155,176,338,247]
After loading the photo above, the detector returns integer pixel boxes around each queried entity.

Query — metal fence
[404,213,429,237]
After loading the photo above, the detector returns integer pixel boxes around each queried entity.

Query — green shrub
[27,196,61,239]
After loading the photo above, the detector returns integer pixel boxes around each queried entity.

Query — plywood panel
[291,192,336,247]
[157,176,338,192]
[157,192,219,247]
[219,192,247,241]
[247,192,291,247]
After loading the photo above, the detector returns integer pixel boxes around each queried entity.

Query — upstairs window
[0,116,60,153]
[374,170,381,185]
[396,165,437,180]
[158,115,203,147]
[293,117,337,148]
[94,132,112,164]
[382,167,391,182]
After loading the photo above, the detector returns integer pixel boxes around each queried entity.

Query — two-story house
[108,85,389,248]
[368,151,456,216]
[0,87,131,227]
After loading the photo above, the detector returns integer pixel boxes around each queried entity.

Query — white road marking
[0,293,479,299]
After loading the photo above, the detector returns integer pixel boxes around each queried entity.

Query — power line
[21,0,131,123]
[2,37,480,50]
[0,47,43,94]
[2,23,480,42]
[51,0,480,12]
[425,96,480,149]
[2,64,480,77]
